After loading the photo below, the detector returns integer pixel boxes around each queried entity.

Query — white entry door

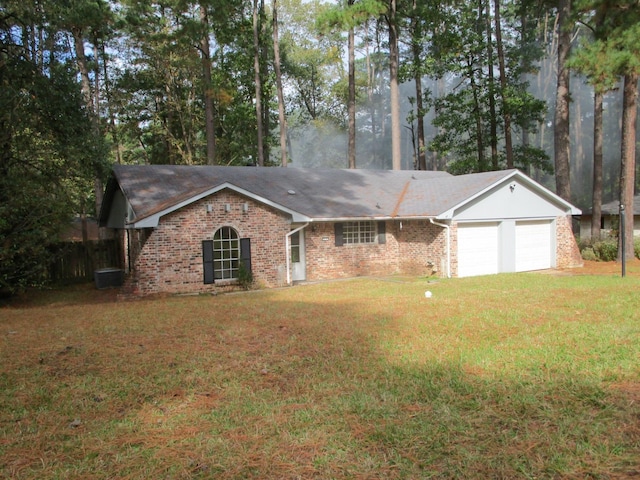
[515,220,553,272]
[457,223,500,277]
[290,230,306,282]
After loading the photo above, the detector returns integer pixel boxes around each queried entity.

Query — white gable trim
[129,182,310,228]
[436,170,581,220]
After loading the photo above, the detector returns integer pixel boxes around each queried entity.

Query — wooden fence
[48,239,122,285]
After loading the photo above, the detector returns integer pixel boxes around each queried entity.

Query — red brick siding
[304,220,448,281]
[304,222,397,280]
[449,223,459,277]
[396,220,448,275]
[556,214,583,268]
[121,206,580,297]
[122,192,290,296]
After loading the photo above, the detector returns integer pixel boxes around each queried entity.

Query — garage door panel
[457,223,499,277]
[515,221,552,272]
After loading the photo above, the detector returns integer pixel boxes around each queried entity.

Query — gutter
[285,223,308,285]
[430,218,451,278]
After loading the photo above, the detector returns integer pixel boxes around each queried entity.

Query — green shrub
[237,261,254,290]
[581,247,598,261]
[635,238,640,260]
[593,240,618,261]
[580,238,619,261]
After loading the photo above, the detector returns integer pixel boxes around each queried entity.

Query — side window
[203,228,251,284]
[213,227,240,280]
[290,231,300,263]
[335,221,386,245]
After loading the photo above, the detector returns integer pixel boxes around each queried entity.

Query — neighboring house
[60,216,100,242]
[580,195,640,240]
[99,165,582,297]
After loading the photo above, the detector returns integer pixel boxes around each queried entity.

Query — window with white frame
[343,221,377,244]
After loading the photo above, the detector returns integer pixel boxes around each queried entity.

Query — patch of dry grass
[1,261,640,479]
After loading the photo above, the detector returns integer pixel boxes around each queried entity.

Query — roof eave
[512,171,582,215]
[308,214,439,222]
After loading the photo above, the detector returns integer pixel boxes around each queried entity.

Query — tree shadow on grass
[0,282,120,309]
[2,278,640,479]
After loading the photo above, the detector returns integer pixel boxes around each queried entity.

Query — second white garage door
[515,220,553,272]
[457,223,499,277]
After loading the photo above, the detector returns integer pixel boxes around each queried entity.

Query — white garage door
[457,223,499,277]
[515,220,553,272]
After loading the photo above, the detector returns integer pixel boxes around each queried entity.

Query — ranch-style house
[99,165,583,297]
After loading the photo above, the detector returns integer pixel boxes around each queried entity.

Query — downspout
[126,228,131,273]
[430,218,451,278]
[285,223,309,285]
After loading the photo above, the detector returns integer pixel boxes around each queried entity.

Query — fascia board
[311,216,394,222]
[128,182,310,228]
[436,170,581,220]
[515,172,582,215]
[310,215,439,222]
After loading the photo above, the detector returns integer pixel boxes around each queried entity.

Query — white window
[343,221,376,244]
[213,227,240,280]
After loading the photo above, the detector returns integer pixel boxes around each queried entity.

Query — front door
[290,230,306,282]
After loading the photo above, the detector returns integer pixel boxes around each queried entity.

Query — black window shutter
[202,240,214,284]
[378,221,386,244]
[240,238,252,273]
[334,223,344,246]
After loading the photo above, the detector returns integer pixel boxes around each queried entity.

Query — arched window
[213,226,240,280]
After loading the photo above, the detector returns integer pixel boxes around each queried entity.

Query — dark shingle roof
[599,196,640,215]
[104,165,536,224]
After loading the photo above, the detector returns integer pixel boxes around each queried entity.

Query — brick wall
[304,220,448,281]
[396,220,448,276]
[122,192,291,297]
[556,214,584,268]
[119,202,580,297]
[304,222,397,280]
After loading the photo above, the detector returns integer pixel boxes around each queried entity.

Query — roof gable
[439,170,581,219]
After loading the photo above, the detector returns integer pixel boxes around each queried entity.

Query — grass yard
[2,261,640,479]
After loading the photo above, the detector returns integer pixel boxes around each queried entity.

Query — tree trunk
[253,0,265,166]
[412,0,426,171]
[494,0,513,169]
[486,0,498,170]
[93,42,100,119]
[72,27,105,232]
[432,77,444,170]
[72,28,93,111]
[347,0,356,169]
[272,0,288,167]
[519,8,531,176]
[573,97,584,191]
[470,69,486,172]
[99,40,122,164]
[591,90,603,242]
[554,0,572,202]
[260,0,270,164]
[388,0,401,170]
[200,4,217,165]
[414,76,426,171]
[618,72,638,261]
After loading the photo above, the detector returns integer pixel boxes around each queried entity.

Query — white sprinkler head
[424,291,432,298]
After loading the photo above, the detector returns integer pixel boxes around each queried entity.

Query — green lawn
[1,265,640,479]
